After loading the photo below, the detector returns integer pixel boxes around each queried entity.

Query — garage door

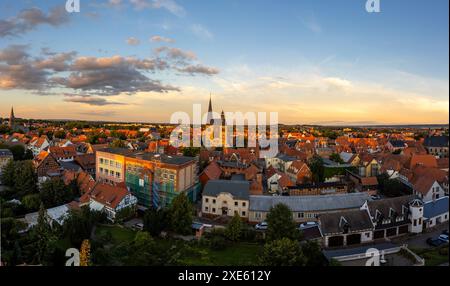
[386,227,397,237]
[346,234,361,245]
[398,225,408,234]
[328,236,344,247]
[374,229,385,239]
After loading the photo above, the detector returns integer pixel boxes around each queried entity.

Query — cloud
[0,6,69,37]
[64,95,128,106]
[154,46,197,61]
[34,51,78,72]
[150,35,175,43]
[126,37,140,46]
[129,0,186,17]
[177,64,219,76]
[0,44,29,64]
[190,24,213,40]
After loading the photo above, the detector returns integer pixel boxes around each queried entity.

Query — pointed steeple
[9,106,15,129]
[206,93,214,125]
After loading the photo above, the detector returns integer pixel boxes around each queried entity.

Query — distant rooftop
[98,147,196,165]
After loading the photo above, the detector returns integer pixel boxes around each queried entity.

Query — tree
[0,160,15,187]
[307,155,325,183]
[126,232,157,266]
[54,130,66,139]
[110,139,126,148]
[225,212,242,242]
[34,204,57,265]
[143,208,169,236]
[302,240,326,266]
[182,147,200,157]
[13,161,38,196]
[8,145,26,160]
[266,203,298,241]
[377,173,411,197]
[259,238,306,266]
[329,153,344,164]
[21,194,41,211]
[63,207,105,247]
[169,193,193,235]
[40,178,73,208]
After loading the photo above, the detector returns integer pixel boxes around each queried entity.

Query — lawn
[95,224,136,242]
[411,246,449,266]
[93,225,262,266]
[177,242,262,266]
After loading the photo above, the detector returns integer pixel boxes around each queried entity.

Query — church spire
[206,93,214,125]
[9,106,15,129]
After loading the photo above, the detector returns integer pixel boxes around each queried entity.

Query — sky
[0,0,448,125]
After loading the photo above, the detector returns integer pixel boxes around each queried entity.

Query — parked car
[133,223,144,231]
[371,195,381,200]
[438,234,449,243]
[255,221,268,230]
[426,237,446,247]
[299,221,318,230]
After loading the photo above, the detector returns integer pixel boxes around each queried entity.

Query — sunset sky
[0,0,448,125]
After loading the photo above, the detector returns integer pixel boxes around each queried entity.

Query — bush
[438,247,448,256]
[208,236,227,251]
[240,228,257,242]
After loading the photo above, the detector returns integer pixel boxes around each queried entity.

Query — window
[242,202,246,207]
[100,167,104,173]
[298,212,304,218]
[419,218,422,225]
[212,208,216,213]
[234,202,238,206]
[104,159,109,165]
[242,211,246,216]
[116,172,120,178]
[413,219,417,226]
[110,161,114,167]
[100,158,104,164]
[169,175,174,180]
[205,198,209,203]
[366,232,370,238]
[204,207,209,212]
[212,199,216,204]
[110,170,114,176]
[139,179,144,187]
[116,162,121,168]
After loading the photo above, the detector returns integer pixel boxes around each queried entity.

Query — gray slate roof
[424,136,449,148]
[0,149,13,157]
[203,180,250,200]
[424,197,449,219]
[319,209,373,235]
[249,192,370,212]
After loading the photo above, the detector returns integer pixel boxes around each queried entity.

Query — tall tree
[40,178,73,208]
[259,238,306,266]
[143,208,168,236]
[225,212,242,242]
[0,160,15,187]
[169,193,193,235]
[266,203,298,241]
[13,160,38,195]
[307,155,325,183]
[34,204,56,265]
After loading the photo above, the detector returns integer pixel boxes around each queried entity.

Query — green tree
[110,139,126,148]
[126,232,157,266]
[13,160,38,196]
[225,212,242,242]
[54,130,66,139]
[8,145,26,160]
[182,147,200,157]
[40,178,73,208]
[0,159,15,187]
[307,155,325,183]
[329,153,344,164]
[302,240,326,266]
[266,203,298,241]
[259,238,306,266]
[34,204,57,265]
[143,208,169,236]
[169,193,193,235]
[21,194,41,211]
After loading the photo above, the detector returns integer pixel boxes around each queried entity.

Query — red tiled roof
[89,183,130,209]
[409,154,438,169]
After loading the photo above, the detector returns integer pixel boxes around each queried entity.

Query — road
[392,222,449,249]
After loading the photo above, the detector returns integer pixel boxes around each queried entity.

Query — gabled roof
[423,136,449,148]
[89,183,131,209]
[203,180,250,200]
[49,146,77,159]
[249,192,370,212]
[201,161,223,180]
[367,195,415,218]
[423,197,449,219]
[319,209,373,235]
[409,154,438,169]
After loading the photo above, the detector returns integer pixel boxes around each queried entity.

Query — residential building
[248,192,370,223]
[319,210,374,248]
[96,148,199,208]
[202,180,250,219]
[80,182,137,222]
[423,197,449,229]
[423,135,449,158]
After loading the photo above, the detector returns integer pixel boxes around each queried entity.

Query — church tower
[8,106,15,129]
[206,93,214,125]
